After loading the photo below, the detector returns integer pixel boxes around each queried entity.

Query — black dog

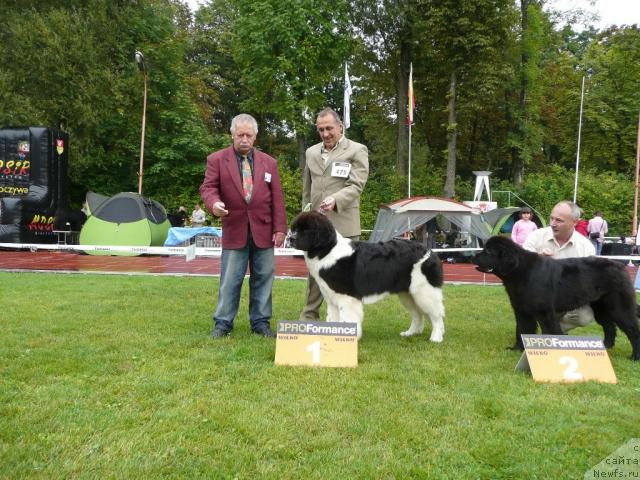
[473,235,640,360]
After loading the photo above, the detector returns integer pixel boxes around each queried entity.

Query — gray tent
[369,196,492,244]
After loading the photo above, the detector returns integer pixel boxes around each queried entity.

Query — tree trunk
[297,134,306,169]
[396,44,410,175]
[444,70,457,198]
[467,112,479,168]
[512,0,529,186]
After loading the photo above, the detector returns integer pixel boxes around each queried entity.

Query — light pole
[135,50,147,195]
[632,112,640,237]
[573,68,592,204]
[573,75,585,204]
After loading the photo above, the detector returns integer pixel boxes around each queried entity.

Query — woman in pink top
[511,207,538,246]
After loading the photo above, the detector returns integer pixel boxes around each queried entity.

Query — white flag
[343,63,352,130]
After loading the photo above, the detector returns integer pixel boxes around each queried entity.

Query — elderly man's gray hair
[556,201,582,220]
[230,114,258,135]
[316,107,342,124]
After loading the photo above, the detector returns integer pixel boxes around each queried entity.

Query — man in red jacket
[200,114,287,338]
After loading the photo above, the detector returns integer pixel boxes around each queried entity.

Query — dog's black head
[472,235,525,278]
[289,211,337,259]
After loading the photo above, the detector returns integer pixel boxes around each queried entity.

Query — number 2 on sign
[306,341,321,364]
[559,356,583,380]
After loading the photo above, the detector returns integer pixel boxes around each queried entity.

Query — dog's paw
[429,333,444,343]
[400,330,419,337]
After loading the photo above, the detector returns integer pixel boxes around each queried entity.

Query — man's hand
[273,232,286,248]
[319,196,336,212]
[212,201,229,217]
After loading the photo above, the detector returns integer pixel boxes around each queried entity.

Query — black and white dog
[289,211,445,341]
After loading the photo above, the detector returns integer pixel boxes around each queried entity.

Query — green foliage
[493,165,635,235]
[1,272,638,478]
[278,162,304,225]
[0,0,213,207]
[1,1,639,228]
[232,0,353,134]
[508,2,546,166]
[188,0,241,133]
[581,26,640,172]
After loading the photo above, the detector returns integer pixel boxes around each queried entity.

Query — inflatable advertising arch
[0,126,69,243]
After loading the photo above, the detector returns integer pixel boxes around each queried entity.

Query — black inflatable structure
[0,127,70,243]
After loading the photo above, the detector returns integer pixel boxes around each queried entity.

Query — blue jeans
[213,232,274,332]
[591,239,603,255]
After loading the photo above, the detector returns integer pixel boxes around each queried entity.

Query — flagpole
[343,63,351,130]
[573,75,585,204]
[408,122,412,198]
[408,62,413,198]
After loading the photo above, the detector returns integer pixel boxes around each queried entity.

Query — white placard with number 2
[559,356,584,380]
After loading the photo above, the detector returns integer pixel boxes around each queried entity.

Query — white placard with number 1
[274,321,358,368]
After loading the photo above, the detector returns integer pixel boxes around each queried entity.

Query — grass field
[0,271,638,479]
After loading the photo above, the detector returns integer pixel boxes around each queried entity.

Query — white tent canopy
[369,196,492,243]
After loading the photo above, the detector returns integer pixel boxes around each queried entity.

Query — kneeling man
[523,200,595,331]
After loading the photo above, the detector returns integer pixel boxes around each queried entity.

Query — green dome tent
[489,207,546,236]
[79,191,170,256]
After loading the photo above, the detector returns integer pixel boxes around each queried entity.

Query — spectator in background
[191,204,206,227]
[511,206,538,246]
[168,206,188,228]
[575,209,589,238]
[177,206,188,226]
[587,210,608,255]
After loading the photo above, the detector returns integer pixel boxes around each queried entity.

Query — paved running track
[0,249,504,283]
[0,249,637,285]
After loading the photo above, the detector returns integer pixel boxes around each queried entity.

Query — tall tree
[350,0,418,176]
[580,26,640,173]
[187,0,241,134]
[422,0,514,198]
[508,0,546,186]
[231,0,353,167]
[0,0,212,206]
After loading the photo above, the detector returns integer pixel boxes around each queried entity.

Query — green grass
[0,272,638,479]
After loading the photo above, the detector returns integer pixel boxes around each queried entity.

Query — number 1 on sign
[307,341,321,364]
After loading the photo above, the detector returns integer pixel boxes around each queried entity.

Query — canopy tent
[79,191,170,256]
[369,196,492,244]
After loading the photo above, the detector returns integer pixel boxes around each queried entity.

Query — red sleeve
[199,151,222,213]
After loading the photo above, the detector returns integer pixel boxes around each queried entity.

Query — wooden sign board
[274,321,358,368]
[516,335,617,384]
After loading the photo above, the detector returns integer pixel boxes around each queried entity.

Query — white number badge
[331,162,351,178]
